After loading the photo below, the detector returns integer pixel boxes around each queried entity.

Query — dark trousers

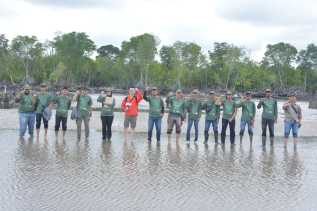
[186,119,199,141]
[204,119,219,143]
[221,118,235,144]
[148,116,162,141]
[55,115,67,131]
[261,118,275,137]
[36,113,48,129]
[101,116,114,140]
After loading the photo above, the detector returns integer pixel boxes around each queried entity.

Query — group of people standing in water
[15,84,302,147]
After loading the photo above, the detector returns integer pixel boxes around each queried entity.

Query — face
[152,89,158,96]
[226,95,232,100]
[176,91,182,98]
[83,89,88,95]
[265,91,271,97]
[24,89,30,95]
[40,86,47,92]
[62,89,68,95]
[129,89,135,96]
[106,91,112,96]
[246,94,251,100]
[289,96,296,103]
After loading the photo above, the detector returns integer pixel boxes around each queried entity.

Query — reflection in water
[0,131,313,210]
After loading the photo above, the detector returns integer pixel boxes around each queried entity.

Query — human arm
[274,100,278,123]
[160,98,165,116]
[135,88,143,103]
[257,99,263,109]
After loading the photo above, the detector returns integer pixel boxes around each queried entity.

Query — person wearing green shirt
[203,91,221,144]
[166,89,186,140]
[185,89,203,144]
[97,88,116,142]
[15,84,38,139]
[53,87,71,139]
[35,83,53,140]
[143,87,164,144]
[257,88,278,145]
[220,91,237,145]
[236,91,256,144]
[73,87,93,141]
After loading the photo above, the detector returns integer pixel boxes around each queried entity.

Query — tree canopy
[0,32,316,93]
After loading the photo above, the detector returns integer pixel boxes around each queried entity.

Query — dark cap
[288,93,296,97]
[226,91,232,95]
[105,87,112,92]
[246,91,252,95]
[40,83,47,87]
[24,84,31,90]
[192,89,199,94]
[152,87,158,91]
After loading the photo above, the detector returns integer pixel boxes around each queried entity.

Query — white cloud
[0,0,316,61]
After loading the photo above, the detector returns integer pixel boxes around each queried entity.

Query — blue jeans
[148,116,162,141]
[19,112,36,138]
[204,119,219,142]
[284,120,299,138]
[186,119,199,141]
[240,120,253,136]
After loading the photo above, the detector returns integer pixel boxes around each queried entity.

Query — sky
[1,0,317,61]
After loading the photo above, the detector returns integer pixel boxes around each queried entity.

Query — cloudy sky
[1,0,317,60]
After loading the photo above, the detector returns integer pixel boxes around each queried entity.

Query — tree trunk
[277,66,284,89]
[226,65,232,90]
[304,71,307,92]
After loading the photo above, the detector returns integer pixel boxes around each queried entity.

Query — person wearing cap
[166,89,186,139]
[220,91,237,145]
[53,87,71,139]
[15,85,38,139]
[282,93,302,147]
[202,91,221,144]
[97,88,116,142]
[236,91,256,144]
[185,89,203,144]
[35,83,53,140]
[257,89,278,145]
[74,87,93,140]
[121,87,143,135]
[143,87,164,144]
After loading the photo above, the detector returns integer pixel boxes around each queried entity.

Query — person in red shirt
[121,88,143,136]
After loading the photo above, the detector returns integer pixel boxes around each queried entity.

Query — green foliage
[1,32,317,93]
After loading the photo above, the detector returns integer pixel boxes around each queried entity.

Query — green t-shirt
[167,96,185,117]
[186,99,202,120]
[144,95,164,118]
[222,100,236,120]
[54,95,71,118]
[77,95,92,118]
[97,95,115,116]
[18,94,37,113]
[258,98,278,120]
[203,99,221,121]
[236,100,256,122]
[36,92,52,114]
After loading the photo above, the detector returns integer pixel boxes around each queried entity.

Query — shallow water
[0,129,317,211]
[1,99,317,211]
